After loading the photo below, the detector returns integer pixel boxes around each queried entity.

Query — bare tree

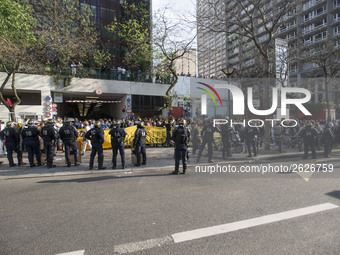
[197,0,299,149]
[153,8,196,115]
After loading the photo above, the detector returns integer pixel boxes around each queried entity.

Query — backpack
[176,127,187,144]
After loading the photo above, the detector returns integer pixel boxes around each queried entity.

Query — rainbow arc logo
[196,82,222,106]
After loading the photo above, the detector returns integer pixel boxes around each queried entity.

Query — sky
[152,0,196,19]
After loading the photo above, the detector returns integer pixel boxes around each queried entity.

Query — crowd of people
[0,116,339,173]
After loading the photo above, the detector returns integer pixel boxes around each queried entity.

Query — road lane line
[114,203,338,253]
[55,250,85,255]
[172,203,338,243]
[114,236,173,254]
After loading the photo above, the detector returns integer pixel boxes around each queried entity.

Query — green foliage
[106,2,151,71]
[93,49,111,67]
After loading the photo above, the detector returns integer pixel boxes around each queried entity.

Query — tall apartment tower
[197,0,340,103]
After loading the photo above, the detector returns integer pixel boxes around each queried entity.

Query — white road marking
[55,250,85,255]
[114,203,338,253]
[114,236,173,254]
[172,203,338,243]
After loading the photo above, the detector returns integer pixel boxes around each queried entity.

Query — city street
[1,153,340,255]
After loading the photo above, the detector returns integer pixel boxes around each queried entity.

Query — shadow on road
[37,172,179,183]
[325,190,340,200]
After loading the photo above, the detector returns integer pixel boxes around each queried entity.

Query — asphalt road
[0,156,340,255]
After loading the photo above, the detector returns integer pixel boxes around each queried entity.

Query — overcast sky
[152,0,196,19]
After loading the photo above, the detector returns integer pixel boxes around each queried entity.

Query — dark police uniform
[191,125,201,156]
[133,124,147,166]
[109,124,127,169]
[172,123,190,174]
[299,124,318,159]
[85,125,106,170]
[0,123,23,166]
[59,122,79,166]
[41,121,59,168]
[221,124,233,158]
[242,126,259,157]
[322,124,334,158]
[21,123,41,167]
[197,121,217,163]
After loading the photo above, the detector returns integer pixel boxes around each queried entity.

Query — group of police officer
[0,118,148,170]
[0,117,335,174]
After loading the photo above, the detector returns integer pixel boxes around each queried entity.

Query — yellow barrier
[77,126,168,150]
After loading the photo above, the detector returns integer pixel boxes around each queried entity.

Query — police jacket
[172,125,190,146]
[133,127,146,146]
[299,126,318,142]
[59,124,78,141]
[21,126,40,143]
[242,126,259,141]
[85,127,104,144]
[201,123,217,141]
[322,127,334,142]
[41,125,59,142]
[109,126,127,145]
[0,127,20,145]
[221,125,233,138]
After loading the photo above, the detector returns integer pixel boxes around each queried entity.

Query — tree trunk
[325,77,331,121]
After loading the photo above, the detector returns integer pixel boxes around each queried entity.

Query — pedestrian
[299,122,318,159]
[171,119,190,174]
[197,119,217,163]
[85,121,106,170]
[71,62,77,76]
[220,121,233,159]
[322,122,334,158]
[191,122,201,156]
[59,118,79,167]
[133,121,147,166]
[242,125,259,157]
[109,120,127,169]
[0,121,23,167]
[21,119,41,167]
[41,119,59,168]
[81,121,92,155]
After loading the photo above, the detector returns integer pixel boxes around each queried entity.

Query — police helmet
[94,121,101,127]
[306,122,312,127]
[6,121,13,127]
[46,119,54,125]
[114,120,120,125]
[178,119,186,125]
[64,118,71,124]
[27,119,34,126]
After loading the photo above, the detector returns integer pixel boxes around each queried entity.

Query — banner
[77,126,168,150]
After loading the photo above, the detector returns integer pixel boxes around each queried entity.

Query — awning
[65,100,121,103]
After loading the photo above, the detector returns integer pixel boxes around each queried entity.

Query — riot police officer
[299,122,318,159]
[21,119,41,167]
[41,119,59,168]
[242,125,259,157]
[0,121,23,167]
[85,121,106,170]
[191,122,201,156]
[171,119,190,174]
[322,122,334,158]
[109,120,127,169]
[197,119,217,163]
[59,118,79,167]
[220,122,233,159]
[133,121,147,166]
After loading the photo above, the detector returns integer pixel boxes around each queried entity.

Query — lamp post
[222,66,236,119]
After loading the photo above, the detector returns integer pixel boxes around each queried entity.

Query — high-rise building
[197,0,340,104]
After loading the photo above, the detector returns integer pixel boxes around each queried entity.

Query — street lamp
[222,66,236,119]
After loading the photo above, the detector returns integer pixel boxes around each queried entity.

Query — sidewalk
[0,147,337,180]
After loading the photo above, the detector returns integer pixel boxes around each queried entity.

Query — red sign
[96,89,102,95]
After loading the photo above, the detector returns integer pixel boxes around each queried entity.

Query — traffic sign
[52,107,57,112]
[96,89,102,95]
[52,103,57,108]
[46,101,51,106]
[46,106,51,111]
